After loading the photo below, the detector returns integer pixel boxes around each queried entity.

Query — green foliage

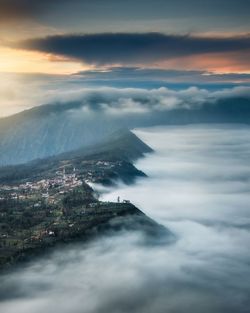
[62,187,95,208]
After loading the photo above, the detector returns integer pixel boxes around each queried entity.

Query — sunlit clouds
[0,46,87,75]
[0,0,250,77]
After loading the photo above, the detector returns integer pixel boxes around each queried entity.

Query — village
[0,159,126,203]
[0,160,132,268]
[0,166,83,204]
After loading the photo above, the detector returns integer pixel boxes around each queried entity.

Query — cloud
[33,85,250,116]
[1,125,250,313]
[1,67,250,118]
[75,67,250,84]
[1,71,250,119]
[14,33,250,66]
[0,73,78,117]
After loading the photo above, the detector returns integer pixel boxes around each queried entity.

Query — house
[123,200,130,204]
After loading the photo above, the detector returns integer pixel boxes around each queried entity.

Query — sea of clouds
[0,124,250,313]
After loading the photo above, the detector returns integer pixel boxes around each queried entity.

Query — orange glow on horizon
[0,45,250,78]
[0,46,88,75]
[157,52,250,75]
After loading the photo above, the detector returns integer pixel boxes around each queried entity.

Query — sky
[1,0,250,116]
[1,0,250,75]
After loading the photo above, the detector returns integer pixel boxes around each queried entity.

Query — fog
[1,124,250,313]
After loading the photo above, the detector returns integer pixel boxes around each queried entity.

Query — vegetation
[0,129,151,184]
[0,130,154,270]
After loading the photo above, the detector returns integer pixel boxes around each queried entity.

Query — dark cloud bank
[1,125,250,313]
[16,33,250,65]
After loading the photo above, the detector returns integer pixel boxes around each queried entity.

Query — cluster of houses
[0,160,130,205]
[0,167,83,201]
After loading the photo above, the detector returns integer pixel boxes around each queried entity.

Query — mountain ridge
[1,96,249,166]
[0,129,173,271]
[0,129,152,184]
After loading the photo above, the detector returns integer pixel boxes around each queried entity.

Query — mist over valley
[1,125,250,313]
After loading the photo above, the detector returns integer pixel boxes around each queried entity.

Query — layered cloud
[55,85,250,115]
[75,67,250,83]
[1,1,250,74]
[14,33,250,67]
[1,70,250,118]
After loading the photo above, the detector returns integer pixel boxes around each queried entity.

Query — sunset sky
[1,0,250,116]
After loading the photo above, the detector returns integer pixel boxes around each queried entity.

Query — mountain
[0,130,171,270]
[0,97,249,166]
[0,199,172,270]
[0,129,152,185]
[64,128,153,161]
[0,102,118,166]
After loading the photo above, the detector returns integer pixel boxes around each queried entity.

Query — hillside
[63,128,153,161]
[0,96,250,166]
[0,130,172,271]
[0,102,119,166]
[0,129,152,185]
[0,199,172,271]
